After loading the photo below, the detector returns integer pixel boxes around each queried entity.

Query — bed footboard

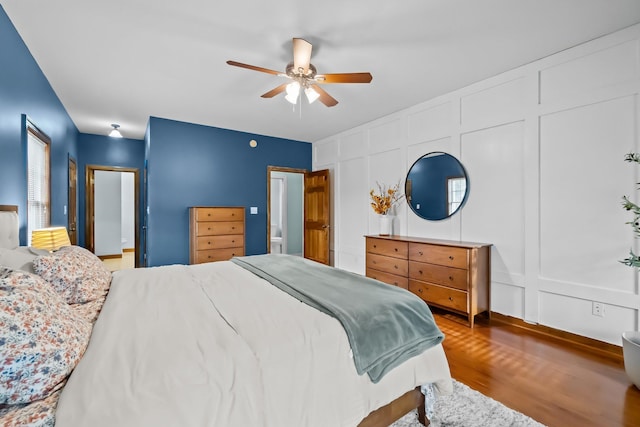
[357,387,429,427]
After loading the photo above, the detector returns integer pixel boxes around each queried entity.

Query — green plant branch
[622,153,640,267]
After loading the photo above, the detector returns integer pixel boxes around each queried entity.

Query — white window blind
[27,124,50,244]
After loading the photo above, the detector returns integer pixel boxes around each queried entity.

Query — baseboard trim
[123,248,135,253]
[98,254,122,260]
[489,312,623,360]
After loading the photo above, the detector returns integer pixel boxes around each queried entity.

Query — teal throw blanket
[231,254,444,383]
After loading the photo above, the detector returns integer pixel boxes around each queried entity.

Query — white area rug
[391,380,546,427]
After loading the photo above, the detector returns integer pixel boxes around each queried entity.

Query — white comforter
[55,261,452,427]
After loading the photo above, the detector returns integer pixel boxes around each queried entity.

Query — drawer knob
[449,256,454,260]
[394,265,398,269]
[208,255,211,259]
[232,227,236,230]
[373,244,377,248]
[449,296,454,301]
[208,213,211,216]
[418,289,423,293]
[208,227,211,231]
[208,241,211,245]
[372,260,377,264]
[419,270,423,275]
[419,251,423,256]
[449,276,453,281]
[394,248,398,252]
[394,282,398,286]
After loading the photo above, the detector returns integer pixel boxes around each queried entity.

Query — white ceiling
[3,0,640,142]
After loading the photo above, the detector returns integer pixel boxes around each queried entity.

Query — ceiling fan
[227,38,373,107]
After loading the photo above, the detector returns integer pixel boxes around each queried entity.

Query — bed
[0,205,452,427]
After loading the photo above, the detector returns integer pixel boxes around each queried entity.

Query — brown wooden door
[68,157,78,244]
[304,169,330,265]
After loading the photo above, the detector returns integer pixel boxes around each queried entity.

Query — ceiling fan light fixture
[227,37,371,108]
[109,123,123,138]
[285,81,300,104]
[305,87,320,104]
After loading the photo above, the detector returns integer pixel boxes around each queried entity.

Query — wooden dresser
[189,207,245,264]
[365,235,491,327]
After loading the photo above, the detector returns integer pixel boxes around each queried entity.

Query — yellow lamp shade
[31,227,71,252]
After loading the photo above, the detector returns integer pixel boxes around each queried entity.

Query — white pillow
[0,211,19,249]
[0,247,39,273]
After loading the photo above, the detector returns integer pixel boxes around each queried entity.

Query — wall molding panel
[313,24,640,345]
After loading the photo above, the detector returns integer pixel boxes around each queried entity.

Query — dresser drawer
[366,268,409,289]
[196,235,243,250]
[195,247,245,264]
[366,253,408,276]
[195,207,244,222]
[408,261,468,291]
[366,238,408,259]
[195,221,244,236]
[409,279,468,313]
[409,243,468,269]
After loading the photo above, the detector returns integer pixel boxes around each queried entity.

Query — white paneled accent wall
[313,24,640,345]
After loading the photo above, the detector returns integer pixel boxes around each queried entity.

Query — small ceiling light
[305,87,320,104]
[285,81,300,104]
[109,123,123,138]
[249,139,257,148]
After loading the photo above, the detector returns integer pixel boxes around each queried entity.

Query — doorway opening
[267,167,305,256]
[86,165,140,269]
[267,166,331,265]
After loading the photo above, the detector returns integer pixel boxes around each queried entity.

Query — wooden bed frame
[358,387,428,427]
[0,203,430,426]
[0,205,18,213]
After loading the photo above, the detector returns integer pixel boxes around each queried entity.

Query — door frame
[85,165,140,268]
[267,166,307,254]
[68,155,78,245]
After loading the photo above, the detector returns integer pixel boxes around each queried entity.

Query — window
[447,176,466,215]
[27,121,51,244]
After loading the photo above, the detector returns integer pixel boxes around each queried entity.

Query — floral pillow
[33,245,112,304]
[0,268,92,405]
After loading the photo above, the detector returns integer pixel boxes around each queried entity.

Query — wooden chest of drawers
[189,207,245,264]
[365,235,491,327]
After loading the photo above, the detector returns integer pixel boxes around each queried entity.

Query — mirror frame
[405,151,469,221]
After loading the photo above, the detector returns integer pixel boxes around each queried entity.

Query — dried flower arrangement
[369,182,403,215]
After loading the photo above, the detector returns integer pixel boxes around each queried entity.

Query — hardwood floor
[433,310,640,427]
[101,251,135,272]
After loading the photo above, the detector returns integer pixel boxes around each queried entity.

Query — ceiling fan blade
[226,60,283,76]
[292,38,312,74]
[315,72,373,84]
[310,84,338,107]
[261,83,288,98]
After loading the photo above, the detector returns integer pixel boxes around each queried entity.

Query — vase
[378,215,393,236]
[623,331,640,389]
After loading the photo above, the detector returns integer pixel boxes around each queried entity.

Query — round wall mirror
[405,152,469,221]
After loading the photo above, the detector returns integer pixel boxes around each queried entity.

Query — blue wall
[76,133,145,261]
[146,117,311,266]
[0,6,79,244]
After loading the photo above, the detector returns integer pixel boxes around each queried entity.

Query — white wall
[313,24,640,345]
[121,172,135,250]
[94,170,122,256]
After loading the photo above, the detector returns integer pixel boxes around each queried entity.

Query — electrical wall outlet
[592,301,605,317]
